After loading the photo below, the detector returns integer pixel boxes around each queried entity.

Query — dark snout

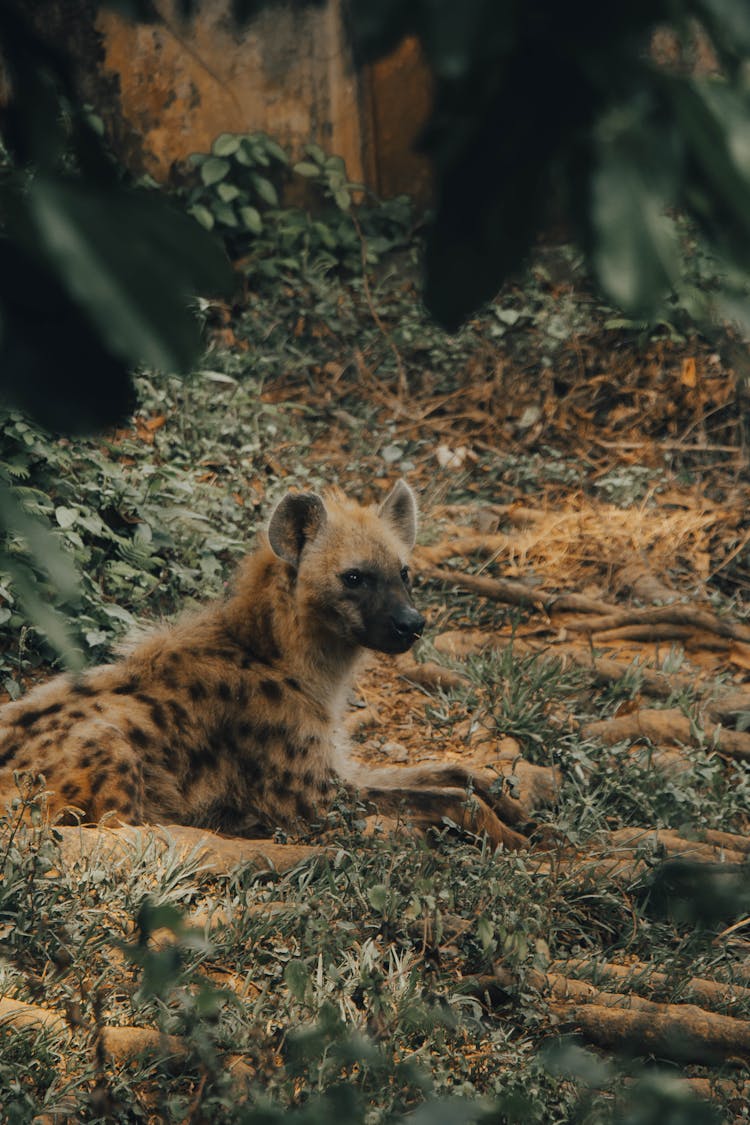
[389,605,425,651]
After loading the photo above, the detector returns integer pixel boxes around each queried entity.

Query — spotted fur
[0,482,528,848]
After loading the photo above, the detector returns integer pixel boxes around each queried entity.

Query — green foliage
[292,143,359,211]
[558,724,750,839]
[471,646,586,760]
[187,131,289,239]
[183,131,412,279]
[0,365,303,683]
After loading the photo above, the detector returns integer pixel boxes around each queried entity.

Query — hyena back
[0,481,529,849]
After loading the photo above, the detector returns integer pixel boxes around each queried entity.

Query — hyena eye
[400,566,410,584]
[342,569,363,589]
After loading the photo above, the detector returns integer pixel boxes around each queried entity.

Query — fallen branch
[583,709,750,762]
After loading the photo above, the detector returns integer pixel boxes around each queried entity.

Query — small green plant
[182,132,413,279]
[292,143,360,211]
[473,646,585,761]
[187,131,289,244]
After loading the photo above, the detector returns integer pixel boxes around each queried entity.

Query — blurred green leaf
[188,203,215,230]
[592,144,679,312]
[200,156,231,185]
[0,484,80,666]
[239,205,263,233]
[213,201,238,227]
[284,959,311,1002]
[217,182,242,203]
[212,132,241,157]
[263,137,290,164]
[16,177,231,374]
[251,174,279,206]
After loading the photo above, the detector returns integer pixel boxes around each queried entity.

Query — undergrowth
[0,800,733,1123]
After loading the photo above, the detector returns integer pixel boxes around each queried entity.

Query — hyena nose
[390,606,425,643]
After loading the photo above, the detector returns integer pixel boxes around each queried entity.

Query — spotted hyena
[0,481,530,849]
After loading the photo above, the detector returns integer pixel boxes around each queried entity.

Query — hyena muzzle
[0,480,534,850]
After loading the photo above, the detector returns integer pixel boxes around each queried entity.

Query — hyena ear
[268,492,327,567]
[379,480,418,551]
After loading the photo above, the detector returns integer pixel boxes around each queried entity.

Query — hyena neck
[226,546,362,701]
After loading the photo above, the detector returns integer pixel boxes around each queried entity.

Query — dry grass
[425,490,737,594]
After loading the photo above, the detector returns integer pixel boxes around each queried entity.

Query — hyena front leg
[354,782,528,850]
[351,763,533,828]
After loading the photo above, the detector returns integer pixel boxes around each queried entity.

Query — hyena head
[268,480,425,654]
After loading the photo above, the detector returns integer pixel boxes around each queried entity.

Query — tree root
[566,604,750,643]
[548,996,750,1064]
[701,828,750,854]
[422,564,616,615]
[609,826,750,863]
[0,996,68,1037]
[433,628,696,699]
[396,654,469,691]
[551,957,750,1013]
[705,689,750,723]
[424,564,750,646]
[472,967,750,1064]
[52,824,327,876]
[583,708,750,762]
[589,624,702,643]
[529,824,750,887]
